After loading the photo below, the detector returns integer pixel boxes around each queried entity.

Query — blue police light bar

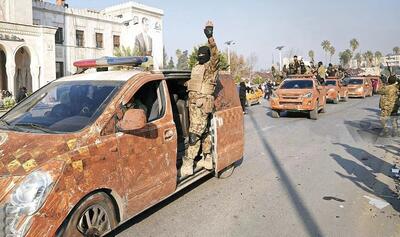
[74,56,150,68]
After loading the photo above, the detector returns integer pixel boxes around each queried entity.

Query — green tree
[114,46,134,57]
[339,49,353,68]
[350,38,359,54]
[363,51,374,67]
[188,45,229,70]
[321,40,331,63]
[176,49,189,70]
[253,75,266,85]
[393,46,400,55]
[329,46,336,63]
[167,57,175,69]
[163,46,168,69]
[308,50,315,62]
[374,51,383,66]
[354,53,362,68]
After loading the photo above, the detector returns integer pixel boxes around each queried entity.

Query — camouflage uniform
[182,36,219,176]
[377,83,399,136]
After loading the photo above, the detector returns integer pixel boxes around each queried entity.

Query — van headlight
[303,92,313,98]
[5,171,53,236]
[11,171,53,215]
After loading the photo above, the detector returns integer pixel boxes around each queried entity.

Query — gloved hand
[189,133,199,145]
[204,21,214,39]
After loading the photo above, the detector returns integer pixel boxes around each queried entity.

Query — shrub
[2,97,16,109]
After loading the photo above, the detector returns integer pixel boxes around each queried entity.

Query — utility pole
[276,46,285,71]
[225,40,235,73]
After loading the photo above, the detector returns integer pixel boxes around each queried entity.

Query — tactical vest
[187,64,216,95]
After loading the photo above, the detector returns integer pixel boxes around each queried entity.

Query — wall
[0,21,56,95]
[33,0,164,76]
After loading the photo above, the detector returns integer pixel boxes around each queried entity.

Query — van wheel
[57,193,118,237]
[271,110,280,118]
[309,107,318,120]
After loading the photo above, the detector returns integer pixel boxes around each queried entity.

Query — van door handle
[110,146,118,152]
[164,129,175,141]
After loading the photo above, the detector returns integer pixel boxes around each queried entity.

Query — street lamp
[275,46,285,71]
[225,40,235,73]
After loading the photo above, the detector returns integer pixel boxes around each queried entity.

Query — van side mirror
[117,109,147,132]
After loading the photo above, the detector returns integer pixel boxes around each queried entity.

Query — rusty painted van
[0,58,244,237]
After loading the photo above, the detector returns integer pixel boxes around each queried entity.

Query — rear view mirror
[117,109,147,132]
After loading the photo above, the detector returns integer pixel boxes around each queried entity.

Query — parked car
[0,57,244,237]
[246,86,263,106]
[269,75,327,120]
[325,77,349,103]
[344,77,373,98]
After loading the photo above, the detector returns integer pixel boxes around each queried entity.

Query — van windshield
[347,79,363,85]
[1,80,123,133]
[325,80,337,86]
[280,80,314,89]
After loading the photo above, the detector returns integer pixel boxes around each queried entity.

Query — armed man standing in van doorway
[181,21,220,177]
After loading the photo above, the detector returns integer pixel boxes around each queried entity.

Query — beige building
[0,0,56,97]
[0,0,164,98]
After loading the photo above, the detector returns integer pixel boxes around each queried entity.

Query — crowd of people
[270,55,347,85]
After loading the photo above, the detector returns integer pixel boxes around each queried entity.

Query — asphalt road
[113,96,400,237]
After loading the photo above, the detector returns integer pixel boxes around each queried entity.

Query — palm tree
[350,39,359,55]
[321,40,331,64]
[354,53,362,68]
[308,50,315,62]
[393,46,400,55]
[363,51,374,67]
[329,46,336,63]
[374,51,383,66]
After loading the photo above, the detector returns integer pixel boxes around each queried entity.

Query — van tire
[309,107,318,120]
[271,110,280,118]
[56,193,118,237]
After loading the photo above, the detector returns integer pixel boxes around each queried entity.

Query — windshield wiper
[0,119,23,131]
[14,123,55,133]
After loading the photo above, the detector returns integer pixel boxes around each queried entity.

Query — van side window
[126,80,166,122]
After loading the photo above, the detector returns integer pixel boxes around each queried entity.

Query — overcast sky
[67,0,400,69]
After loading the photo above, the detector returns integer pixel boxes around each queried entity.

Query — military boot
[180,159,194,177]
[197,154,213,170]
[380,118,390,137]
[392,118,399,137]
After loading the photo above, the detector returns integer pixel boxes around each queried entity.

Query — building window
[113,35,120,49]
[96,33,103,48]
[55,28,64,44]
[76,30,84,47]
[56,62,64,78]
[33,19,40,25]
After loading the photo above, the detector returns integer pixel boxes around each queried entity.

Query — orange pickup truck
[269,76,327,120]
[345,76,373,98]
[0,58,244,237]
[325,77,349,103]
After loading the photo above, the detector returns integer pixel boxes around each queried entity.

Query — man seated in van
[181,21,220,177]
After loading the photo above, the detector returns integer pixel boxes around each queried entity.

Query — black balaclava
[198,46,211,65]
